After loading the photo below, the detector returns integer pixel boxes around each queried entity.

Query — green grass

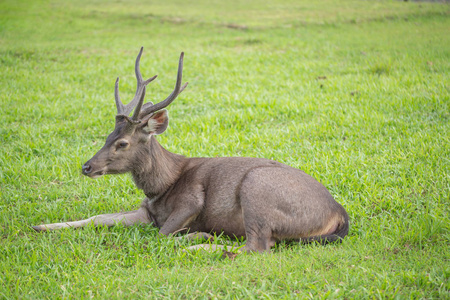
[1,0,449,298]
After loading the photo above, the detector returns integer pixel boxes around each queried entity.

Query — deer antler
[114,47,157,118]
[137,52,188,118]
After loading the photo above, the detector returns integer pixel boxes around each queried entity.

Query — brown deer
[33,48,349,252]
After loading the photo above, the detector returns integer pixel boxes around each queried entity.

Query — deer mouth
[82,163,106,178]
[90,169,106,179]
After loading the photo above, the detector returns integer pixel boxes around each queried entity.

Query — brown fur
[32,49,349,252]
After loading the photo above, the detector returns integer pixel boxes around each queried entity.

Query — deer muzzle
[82,161,106,178]
[81,163,92,175]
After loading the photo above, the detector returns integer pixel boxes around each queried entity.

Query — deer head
[81,48,188,178]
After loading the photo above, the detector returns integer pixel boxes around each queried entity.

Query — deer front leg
[158,207,201,236]
[159,209,243,256]
[159,207,233,253]
[157,188,206,237]
[32,207,151,232]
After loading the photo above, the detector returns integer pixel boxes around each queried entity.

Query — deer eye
[117,140,129,149]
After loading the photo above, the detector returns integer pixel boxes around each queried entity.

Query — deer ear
[141,109,169,135]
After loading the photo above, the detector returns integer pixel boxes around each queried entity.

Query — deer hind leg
[32,207,151,232]
[182,218,276,253]
[179,233,245,254]
[240,193,277,252]
[184,234,274,253]
[174,232,214,241]
[242,224,276,252]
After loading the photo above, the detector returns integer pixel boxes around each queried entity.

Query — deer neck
[131,136,186,197]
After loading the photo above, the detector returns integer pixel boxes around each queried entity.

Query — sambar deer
[33,48,349,252]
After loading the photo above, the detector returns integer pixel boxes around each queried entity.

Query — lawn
[1,0,449,298]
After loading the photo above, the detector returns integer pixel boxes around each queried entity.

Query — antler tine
[131,86,146,121]
[140,52,188,117]
[115,47,157,117]
[114,77,124,114]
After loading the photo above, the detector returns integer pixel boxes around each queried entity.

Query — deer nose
[82,163,92,175]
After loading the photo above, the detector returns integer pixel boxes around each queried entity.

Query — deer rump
[32,48,349,253]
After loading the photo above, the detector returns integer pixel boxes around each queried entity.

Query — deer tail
[299,214,349,245]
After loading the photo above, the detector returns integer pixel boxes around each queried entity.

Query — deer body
[33,48,349,252]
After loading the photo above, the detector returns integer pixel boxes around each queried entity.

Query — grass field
[1,0,449,298]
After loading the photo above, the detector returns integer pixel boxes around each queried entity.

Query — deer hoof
[222,251,239,260]
[31,225,45,232]
[198,232,214,241]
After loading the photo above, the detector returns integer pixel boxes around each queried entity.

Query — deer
[32,48,349,253]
